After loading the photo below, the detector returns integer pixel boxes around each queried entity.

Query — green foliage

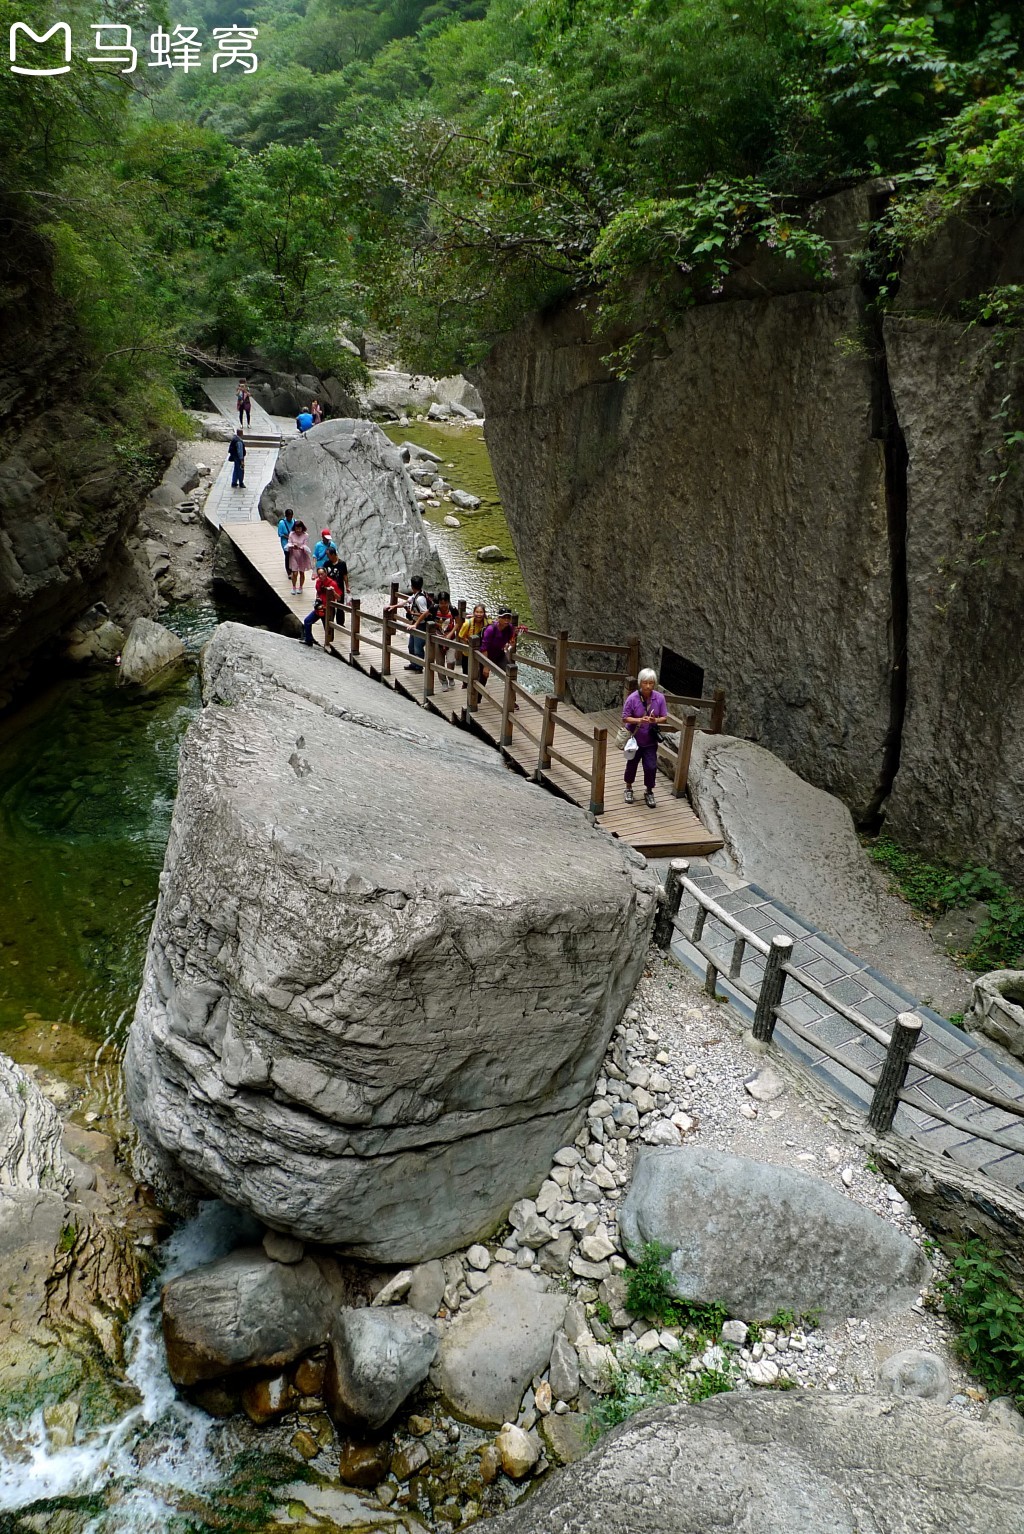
[865,835,1024,969]
[939,1240,1024,1409]
[585,1346,734,1442]
[625,1242,727,1338]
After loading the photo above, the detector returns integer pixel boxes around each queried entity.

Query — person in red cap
[313,529,336,570]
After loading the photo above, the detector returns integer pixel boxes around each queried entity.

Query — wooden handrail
[650,861,1024,1150]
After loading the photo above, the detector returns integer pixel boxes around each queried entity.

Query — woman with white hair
[622,667,668,808]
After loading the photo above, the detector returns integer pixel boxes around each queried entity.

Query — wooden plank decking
[219,519,723,861]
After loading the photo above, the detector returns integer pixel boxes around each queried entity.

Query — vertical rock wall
[476,201,1024,882]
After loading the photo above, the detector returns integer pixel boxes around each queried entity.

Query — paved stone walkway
[201,378,282,439]
[654,857,1024,1194]
[203,448,280,529]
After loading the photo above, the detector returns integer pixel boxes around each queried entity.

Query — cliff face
[477,193,1024,883]
[0,219,165,710]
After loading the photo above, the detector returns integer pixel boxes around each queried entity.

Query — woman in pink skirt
[286,520,313,595]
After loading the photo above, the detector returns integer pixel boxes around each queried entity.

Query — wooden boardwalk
[214,519,722,860]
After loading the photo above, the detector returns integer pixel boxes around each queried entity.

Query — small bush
[625,1242,725,1339]
[939,1240,1024,1409]
[864,836,1024,970]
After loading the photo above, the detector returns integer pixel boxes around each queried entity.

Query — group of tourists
[296,400,323,433]
[272,510,666,809]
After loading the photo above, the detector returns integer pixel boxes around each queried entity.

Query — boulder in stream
[125,624,658,1262]
[118,615,185,684]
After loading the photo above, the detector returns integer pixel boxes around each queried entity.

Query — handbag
[615,726,630,749]
[623,736,639,757]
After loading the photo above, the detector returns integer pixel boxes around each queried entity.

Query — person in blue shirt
[276,510,296,576]
[296,409,314,433]
[314,529,336,569]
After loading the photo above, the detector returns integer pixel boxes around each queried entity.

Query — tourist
[480,609,518,675]
[286,519,313,595]
[392,575,429,672]
[313,528,336,569]
[276,509,296,576]
[227,428,246,489]
[322,547,350,625]
[236,380,251,428]
[458,603,487,688]
[302,563,345,649]
[434,592,457,689]
[622,666,668,809]
[296,407,315,434]
[311,398,324,425]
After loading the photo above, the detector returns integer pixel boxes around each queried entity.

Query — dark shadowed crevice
[860,195,909,831]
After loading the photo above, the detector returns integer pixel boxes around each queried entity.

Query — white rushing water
[0,1201,260,1528]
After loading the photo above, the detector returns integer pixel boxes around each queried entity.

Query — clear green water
[0,603,227,1051]
[382,421,532,624]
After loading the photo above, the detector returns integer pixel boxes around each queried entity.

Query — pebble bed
[434,945,984,1417]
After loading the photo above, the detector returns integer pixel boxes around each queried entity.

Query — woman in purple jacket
[622,667,668,808]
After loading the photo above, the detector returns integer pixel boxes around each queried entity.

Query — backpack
[228,437,240,462]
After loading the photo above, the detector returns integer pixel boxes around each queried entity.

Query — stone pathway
[203,447,280,528]
[200,378,283,439]
[656,857,1024,1195]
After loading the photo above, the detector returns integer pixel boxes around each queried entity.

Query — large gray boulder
[125,625,658,1261]
[433,1267,567,1427]
[481,1394,1024,1534]
[620,1147,929,1321]
[686,731,970,1014]
[325,1305,439,1430]
[161,1250,338,1386]
[259,419,445,591]
[118,616,185,685]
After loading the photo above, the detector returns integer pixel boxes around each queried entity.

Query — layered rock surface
[125,624,657,1260]
[483,1394,1024,1534]
[259,419,445,591]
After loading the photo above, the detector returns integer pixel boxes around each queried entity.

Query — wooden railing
[654,859,1024,1144]
[322,586,725,818]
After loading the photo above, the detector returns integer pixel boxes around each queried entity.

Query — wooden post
[537,695,557,776]
[553,629,569,700]
[705,959,720,999]
[673,710,697,798]
[868,1012,922,1133]
[322,597,334,651]
[710,687,726,734]
[350,597,361,658]
[467,635,481,712]
[501,661,518,746]
[382,581,399,676]
[729,935,745,980]
[752,934,794,1045]
[423,620,436,701]
[653,859,689,949]
[626,635,640,690]
[589,727,608,816]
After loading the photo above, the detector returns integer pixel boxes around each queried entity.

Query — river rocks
[407,1260,446,1317]
[433,1268,568,1427]
[620,1146,930,1320]
[965,971,1024,1059]
[482,1394,1024,1534]
[325,1306,439,1430]
[125,624,657,1260]
[63,604,126,666]
[477,545,507,562]
[161,1250,337,1386]
[496,1422,540,1479]
[360,370,481,421]
[0,1053,145,1425]
[118,615,185,685]
[878,1348,952,1403]
[451,490,481,510]
[259,419,445,591]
